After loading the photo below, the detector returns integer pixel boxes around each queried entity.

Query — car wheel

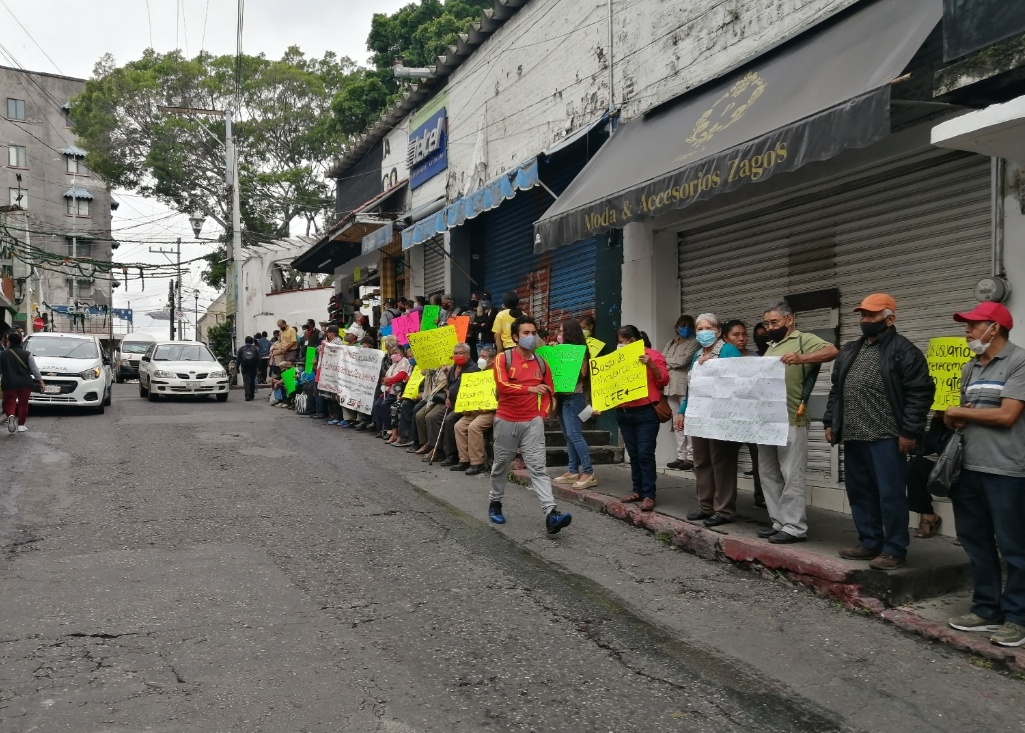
[216,393,229,403]
[94,401,105,414]
[139,380,149,398]
[147,385,159,402]
[104,387,112,406]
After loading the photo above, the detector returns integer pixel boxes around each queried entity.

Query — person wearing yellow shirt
[492,291,525,350]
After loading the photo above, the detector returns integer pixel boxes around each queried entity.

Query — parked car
[137,341,230,402]
[22,333,113,414]
[113,333,157,383]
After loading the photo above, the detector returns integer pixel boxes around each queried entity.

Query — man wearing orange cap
[943,301,1025,647]
[824,294,933,571]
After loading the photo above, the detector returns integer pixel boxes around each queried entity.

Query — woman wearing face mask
[552,318,597,489]
[723,319,766,509]
[675,313,743,527]
[579,314,596,340]
[663,314,699,471]
[611,325,669,512]
[372,342,410,441]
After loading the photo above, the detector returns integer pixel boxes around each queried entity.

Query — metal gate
[423,237,446,297]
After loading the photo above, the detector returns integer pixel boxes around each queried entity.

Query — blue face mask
[517,334,538,351]
[696,330,717,347]
[407,356,416,367]
[677,326,691,339]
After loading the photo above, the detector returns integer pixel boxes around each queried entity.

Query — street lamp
[189,213,207,239]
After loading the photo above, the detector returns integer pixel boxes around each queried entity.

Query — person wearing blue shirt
[673,313,743,527]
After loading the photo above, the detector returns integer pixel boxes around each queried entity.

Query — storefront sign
[454,370,498,412]
[536,344,587,393]
[408,108,448,188]
[361,224,393,254]
[927,337,973,410]
[589,341,648,410]
[407,325,457,371]
[685,357,788,446]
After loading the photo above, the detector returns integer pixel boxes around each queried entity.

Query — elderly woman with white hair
[674,312,743,528]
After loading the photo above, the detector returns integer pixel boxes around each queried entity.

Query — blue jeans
[952,469,1025,625]
[616,405,659,499]
[843,438,910,557]
[558,393,592,474]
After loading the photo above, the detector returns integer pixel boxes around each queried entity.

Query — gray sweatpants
[489,416,555,514]
[758,425,809,538]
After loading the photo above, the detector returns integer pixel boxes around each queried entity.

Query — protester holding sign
[453,345,498,475]
[431,342,480,466]
[548,319,597,490]
[372,341,411,443]
[611,325,669,512]
[489,316,573,534]
[674,313,743,526]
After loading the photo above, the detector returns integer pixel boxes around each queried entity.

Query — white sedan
[137,341,230,402]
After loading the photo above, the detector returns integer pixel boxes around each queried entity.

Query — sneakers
[571,474,598,489]
[15,425,27,433]
[839,545,880,561]
[394,440,414,448]
[488,501,506,525]
[6,414,15,433]
[948,612,1004,633]
[990,622,1025,647]
[869,553,906,571]
[546,508,572,535]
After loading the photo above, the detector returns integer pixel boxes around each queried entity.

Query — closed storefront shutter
[423,237,446,296]
[678,148,991,484]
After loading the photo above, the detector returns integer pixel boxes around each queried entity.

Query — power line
[0,0,63,75]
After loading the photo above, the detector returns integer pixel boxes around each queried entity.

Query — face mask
[582,329,591,338]
[407,356,416,367]
[481,300,491,309]
[469,300,479,309]
[968,323,996,355]
[477,357,489,369]
[390,353,402,363]
[766,325,789,343]
[517,334,538,351]
[557,333,564,344]
[677,327,691,339]
[696,330,717,347]
[616,342,627,349]
[453,354,469,366]
[860,320,888,338]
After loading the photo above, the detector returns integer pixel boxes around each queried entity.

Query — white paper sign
[684,357,789,446]
[318,343,385,413]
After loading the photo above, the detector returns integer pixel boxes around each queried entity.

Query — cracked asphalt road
[0,385,1021,732]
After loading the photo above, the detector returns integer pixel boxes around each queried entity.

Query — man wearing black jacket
[824,293,934,571]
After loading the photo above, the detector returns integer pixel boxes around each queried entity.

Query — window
[66,197,90,217]
[6,98,25,120]
[8,145,26,167]
[65,156,88,175]
[66,239,91,257]
[8,188,26,209]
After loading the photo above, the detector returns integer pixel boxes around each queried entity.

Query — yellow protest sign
[589,340,648,410]
[927,337,972,410]
[403,368,425,399]
[586,336,605,358]
[454,370,498,412]
[407,325,457,371]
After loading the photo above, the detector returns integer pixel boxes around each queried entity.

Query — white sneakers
[16,425,27,433]
[6,414,15,433]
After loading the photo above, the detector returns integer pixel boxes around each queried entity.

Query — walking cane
[428,405,450,466]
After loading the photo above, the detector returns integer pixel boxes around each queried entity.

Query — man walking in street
[758,300,838,544]
[236,336,261,401]
[942,302,1025,647]
[824,294,934,570]
[489,316,572,534]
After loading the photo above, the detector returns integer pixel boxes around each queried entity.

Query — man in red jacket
[489,316,573,534]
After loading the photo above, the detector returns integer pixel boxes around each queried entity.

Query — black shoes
[757,526,779,538]
[465,464,486,476]
[449,462,471,471]
[767,532,807,544]
[439,456,460,467]
[703,514,731,528]
[686,509,714,521]
[667,460,694,471]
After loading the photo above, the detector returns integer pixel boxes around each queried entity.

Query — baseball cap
[953,301,1013,331]
[853,293,897,313]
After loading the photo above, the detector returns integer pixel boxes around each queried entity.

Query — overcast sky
[1,0,407,335]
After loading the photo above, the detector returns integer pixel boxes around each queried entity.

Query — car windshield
[121,342,152,354]
[25,336,99,359]
[153,344,215,362]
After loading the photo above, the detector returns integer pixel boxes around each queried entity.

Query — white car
[23,333,113,414]
[137,340,229,402]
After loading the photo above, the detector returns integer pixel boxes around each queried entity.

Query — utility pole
[194,290,200,341]
[150,237,182,339]
[167,279,175,339]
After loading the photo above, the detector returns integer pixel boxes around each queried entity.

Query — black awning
[535,0,941,252]
[291,239,361,274]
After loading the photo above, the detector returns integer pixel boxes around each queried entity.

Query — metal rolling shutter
[483,195,539,306]
[678,148,991,483]
[548,238,597,326]
[423,237,446,296]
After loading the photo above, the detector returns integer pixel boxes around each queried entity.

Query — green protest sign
[422,304,441,331]
[305,346,316,373]
[536,344,587,393]
[281,367,297,395]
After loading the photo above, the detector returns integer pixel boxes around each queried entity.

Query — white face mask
[968,323,996,355]
[477,357,488,369]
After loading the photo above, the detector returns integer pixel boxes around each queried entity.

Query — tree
[71,47,363,284]
[206,316,234,363]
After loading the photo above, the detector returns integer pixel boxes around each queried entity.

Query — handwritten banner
[449,314,470,343]
[586,336,605,358]
[927,337,972,410]
[391,311,420,345]
[422,304,441,331]
[589,340,648,410]
[281,367,297,396]
[454,370,498,412]
[685,357,788,445]
[407,325,457,371]
[536,344,587,393]
[403,367,425,399]
[318,343,386,413]
[305,346,316,373]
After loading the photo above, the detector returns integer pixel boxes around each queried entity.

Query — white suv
[23,333,113,414]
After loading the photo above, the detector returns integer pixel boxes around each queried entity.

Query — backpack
[239,344,260,367]
[502,348,548,378]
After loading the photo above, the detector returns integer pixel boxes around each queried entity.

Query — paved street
[0,385,1023,733]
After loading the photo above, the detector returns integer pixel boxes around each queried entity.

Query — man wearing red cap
[824,294,933,571]
[943,301,1025,647]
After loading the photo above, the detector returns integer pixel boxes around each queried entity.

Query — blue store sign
[407,107,448,189]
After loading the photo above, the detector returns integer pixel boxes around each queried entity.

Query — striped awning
[63,187,93,200]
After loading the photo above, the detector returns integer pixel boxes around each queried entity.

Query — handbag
[652,395,673,423]
[9,349,43,393]
[927,429,963,498]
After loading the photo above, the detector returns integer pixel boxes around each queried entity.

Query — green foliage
[201,246,227,290]
[330,69,395,138]
[206,316,234,362]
